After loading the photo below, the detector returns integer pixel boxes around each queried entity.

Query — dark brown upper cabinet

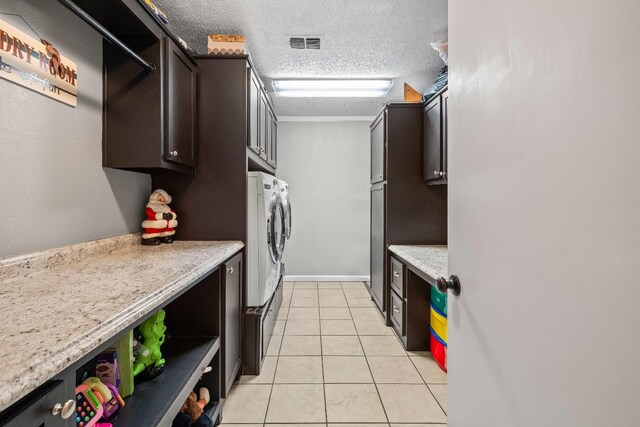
[423,87,448,185]
[248,69,261,156]
[165,40,196,168]
[103,35,197,174]
[269,112,278,168]
[371,111,386,184]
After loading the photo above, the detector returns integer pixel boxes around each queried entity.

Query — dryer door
[267,193,286,263]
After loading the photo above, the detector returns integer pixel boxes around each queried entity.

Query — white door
[448,1,640,426]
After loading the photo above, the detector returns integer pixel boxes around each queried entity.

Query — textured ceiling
[154,0,448,116]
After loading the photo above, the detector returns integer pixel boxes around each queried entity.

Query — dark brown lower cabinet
[370,184,386,311]
[1,380,69,427]
[222,253,243,397]
[389,255,430,351]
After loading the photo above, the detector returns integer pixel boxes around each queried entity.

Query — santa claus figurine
[141,189,178,245]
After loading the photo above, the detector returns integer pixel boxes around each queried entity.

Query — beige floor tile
[348,297,377,308]
[280,335,322,355]
[319,291,348,307]
[295,281,318,289]
[321,336,364,356]
[269,425,326,427]
[350,307,385,321]
[353,317,394,336]
[282,292,292,308]
[323,356,373,383]
[284,319,320,335]
[410,355,447,384]
[343,288,372,298]
[291,289,319,307]
[267,335,282,356]
[360,336,406,356]
[273,320,285,336]
[275,356,323,383]
[341,281,367,289]
[330,425,390,427]
[320,307,352,320]
[284,281,294,289]
[390,424,446,427]
[318,281,342,289]
[367,356,423,383]
[288,307,320,319]
[277,306,289,320]
[266,384,326,423]
[406,350,432,357]
[321,319,357,335]
[325,384,387,423]
[222,384,272,423]
[238,356,277,384]
[428,384,447,413]
[377,384,446,423]
[221,424,264,427]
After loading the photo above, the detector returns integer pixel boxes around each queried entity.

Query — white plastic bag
[431,41,448,65]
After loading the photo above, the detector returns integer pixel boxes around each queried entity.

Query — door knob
[52,400,75,419]
[436,275,461,296]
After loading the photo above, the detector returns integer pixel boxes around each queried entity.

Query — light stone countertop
[0,234,243,412]
[388,245,448,281]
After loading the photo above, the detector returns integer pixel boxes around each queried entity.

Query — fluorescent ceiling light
[273,79,393,97]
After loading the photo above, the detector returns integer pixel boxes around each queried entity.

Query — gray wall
[277,121,370,279]
[0,2,150,257]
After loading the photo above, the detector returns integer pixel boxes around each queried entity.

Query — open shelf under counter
[113,336,220,427]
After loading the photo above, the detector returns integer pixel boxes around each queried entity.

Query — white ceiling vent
[289,36,323,50]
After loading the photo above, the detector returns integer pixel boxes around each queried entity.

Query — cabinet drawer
[390,257,405,298]
[390,290,405,337]
[2,380,70,427]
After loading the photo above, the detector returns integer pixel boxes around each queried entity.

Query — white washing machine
[247,172,287,307]
[277,179,292,240]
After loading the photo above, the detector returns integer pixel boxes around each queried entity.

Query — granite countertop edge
[0,236,244,413]
[388,244,448,281]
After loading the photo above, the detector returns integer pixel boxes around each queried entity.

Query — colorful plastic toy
[74,384,104,427]
[133,309,167,377]
[82,377,125,421]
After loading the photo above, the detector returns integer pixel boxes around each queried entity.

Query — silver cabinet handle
[393,306,400,314]
[439,171,444,177]
[52,400,75,419]
[433,170,439,176]
[173,150,178,156]
[393,272,400,278]
[227,267,234,274]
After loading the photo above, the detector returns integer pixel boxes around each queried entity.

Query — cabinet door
[3,380,70,427]
[423,96,443,183]
[371,113,386,183]
[370,184,386,311]
[265,108,272,164]
[248,69,261,154]
[270,115,278,168]
[258,93,268,160]
[223,253,243,396]
[442,89,449,183]
[165,39,196,167]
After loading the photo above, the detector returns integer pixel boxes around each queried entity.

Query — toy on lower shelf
[172,387,213,427]
[82,377,125,421]
[74,384,104,427]
[133,309,167,380]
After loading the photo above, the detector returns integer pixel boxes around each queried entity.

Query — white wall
[0,1,150,257]
[448,0,640,425]
[277,121,370,279]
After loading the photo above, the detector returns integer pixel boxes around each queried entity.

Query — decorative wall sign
[0,18,78,107]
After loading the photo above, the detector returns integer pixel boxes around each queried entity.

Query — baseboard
[283,275,370,282]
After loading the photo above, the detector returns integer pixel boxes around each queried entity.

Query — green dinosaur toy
[133,309,167,377]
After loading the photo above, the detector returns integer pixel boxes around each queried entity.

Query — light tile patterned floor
[221,281,447,427]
